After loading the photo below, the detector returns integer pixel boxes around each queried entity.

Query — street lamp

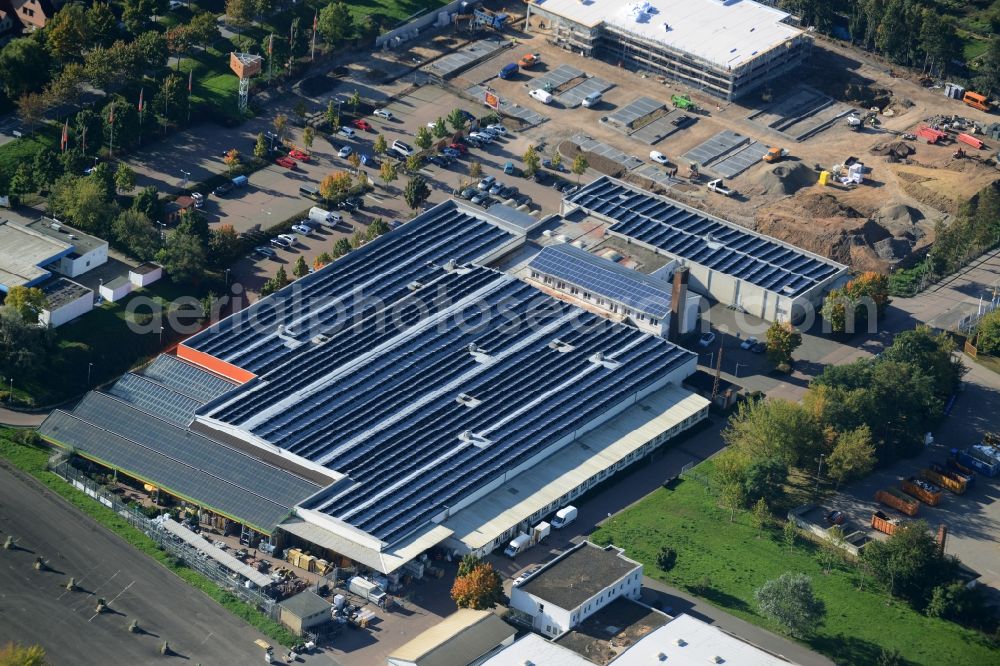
[87,362,93,387]
[7,377,12,405]
[814,454,825,494]
[225,268,231,289]
[734,361,745,377]
[159,325,164,345]
[180,169,190,186]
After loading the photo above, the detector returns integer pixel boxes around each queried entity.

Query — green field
[0,431,298,647]
[590,462,996,666]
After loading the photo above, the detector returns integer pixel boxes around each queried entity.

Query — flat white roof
[443,384,709,550]
[614,614,792,665]
[531,0,803,69]
[479,633,592,666]
[0,220,72,289]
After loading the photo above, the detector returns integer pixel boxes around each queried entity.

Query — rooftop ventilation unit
[468,343,491,363]
[444,259,457,272]
[555,234,569,243]
[675,638,687,647]
[459,430,493,448]
[658,653,667,662]
[455,393,482,408]
[548,339,576,353]
[589,352,622,370]
[311,334,331,345]
[542,229,554,237]
[711,657,725,664]
[704,234,723,251]
[407,280,423,291]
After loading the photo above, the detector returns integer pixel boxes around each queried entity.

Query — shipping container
[957,133,985,149]
[921,468,966,494]
[954,447,1000,477]
[871,511,901,535]
[902,477,943,506]
[875,488,920,516]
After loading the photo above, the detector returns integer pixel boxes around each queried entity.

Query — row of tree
[716,326,962,511]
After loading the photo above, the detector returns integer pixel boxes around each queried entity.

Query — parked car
[582,92,602,108]
[458,109,475,122]
[254,245,276,258]
[391,140,413,156]
[478,175,496,190]
[275,156,296,168]
[447,142,468,155]
[460,187,477,200]
[352,119,373,131]
[740,337,759,350]
[698,332,716,348]
[442,147,461,159]
[532,170,550,184]
[499,185,518,199]
[338,146,353,158]
[489,182,505,195]
[469,131,492,144]
[471,193,490,206]
[190,192,205,208]
[292,224,312,235]
[542,158,566,172]
[338,126,356,138]
[373,108,393,120]
[503,161,515,174]
[513,193,532,206]
[214,182,234,196]
[650,151,669,165]
[277,233,297,245]
[750,342,766,354]
[345,196,363,210]
[487,124,507,136]
[269,237,290,248]
[289,149,310,161]
[529,88,553,104]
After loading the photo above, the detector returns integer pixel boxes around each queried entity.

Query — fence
[49,461,279,617]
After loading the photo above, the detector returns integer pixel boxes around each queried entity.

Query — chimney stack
[667,266,689,341]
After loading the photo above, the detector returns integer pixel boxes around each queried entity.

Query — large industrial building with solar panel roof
[38,188,844,578]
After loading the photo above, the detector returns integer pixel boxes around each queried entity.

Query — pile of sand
[873,203,923,228]
[754,163,817,196]
[870,141,915,159]
[798,192,863,218]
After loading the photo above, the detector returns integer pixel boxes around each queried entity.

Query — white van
[551,505,577,529]
[582,92,602,108]
[308,206,343,226]
[529,89,553,104]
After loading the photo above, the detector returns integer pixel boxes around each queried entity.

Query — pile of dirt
[754,163,817,196]
[797,192,864,218]
[873,203,924,229]
[560,140,626,178]
[870,141,915,159]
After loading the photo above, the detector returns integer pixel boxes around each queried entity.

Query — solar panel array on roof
[38,395,320,532]
[107,373,203,426]
[529,244,673,319]
[183,201,520,373]
[142,354,238,403]
[201,266,695,545]
[566,177,843,298]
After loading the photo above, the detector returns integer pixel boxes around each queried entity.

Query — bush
[656,547,677,571]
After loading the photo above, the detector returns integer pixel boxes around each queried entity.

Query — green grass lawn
[0,128,59,189]
[590,461,996,665]
[0,431,298,647]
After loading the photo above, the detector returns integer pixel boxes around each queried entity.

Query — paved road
[0,407,45,427]
[0,461,344,665]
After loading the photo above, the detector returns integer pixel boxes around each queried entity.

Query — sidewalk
[0,406,47,427]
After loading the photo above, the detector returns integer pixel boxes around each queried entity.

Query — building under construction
[525,0,809,100]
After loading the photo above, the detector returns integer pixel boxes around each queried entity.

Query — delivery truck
[504,532,532,558]
[875,488,919,516]
[902,477,942,506]
[532,521,551,545]
[551,505,577,529]
[308,206,343,226]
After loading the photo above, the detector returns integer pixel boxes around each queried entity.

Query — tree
[252,0,275,22]
[332,237,352,258]
[457,553,482,578]
[31,150,61,191]
[46,3,89,63]
[88,162,116,201]
[415,126,432,150]
[208,224,241,266]
[314,252,333,270]
[782,519,798,551]
[569,153,588,182]
[223,148,241,176]
[317,1,353,45]
[0,642,48,666]
[366,218,389,240]
[274,265,289,289]
[133,185,161,220]
[273,113,288,143]
[431,117,449,139]
[742,456,788,505]
[350,229,365,249]
[973,36,1000,98]
[450,562,503,610]
[319,171,351,201]
[153,73,186,127]
[861,521,954,604]
[122,0,149,35]
[720,482,746,522]
[302,126,315,149]
[166,26,193,71]
[59,147,88,177]
[656,547,677,572]
[373,134,388,156]
[379,159,398,189]
[225,0,253,31]
[176,208,210,245]
[468,161,483,180]
[16,93,46,135]
[135,30,169,69]
[114,163,136,194]
[293,256,309,279]
[9,164,34,199]
[112,209,160,261]
[446,108,467,132]
[750,497,770,535]
[722,397,821,468]
[325,100,339,130]
[405,153,422,174]
[0,38,51,99]
[876,648,905,666]
[522,144,541,176]
[48,175,115,237]
[977,308,1000,355]
[765,320,802,369]
[825,425,876,488]
[188,11,221,51]
[925,581,991,627]
[156,229,206,283]
[254,132,268,159]
[882,326,963,397]
[754,572,825,637]
[349,90,361,114]
[404,175,430,211]
[550,149,562,170]
[348,152,361,172]
[4,286,47,323]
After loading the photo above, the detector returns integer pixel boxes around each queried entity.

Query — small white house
[510,541,643,638]
[25,218,108,279]
[129,262,163,288]
[99,276,133,303]
[38,278,93,328]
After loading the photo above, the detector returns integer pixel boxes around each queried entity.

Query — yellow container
[300,554,316,572]
[286,548,302,567]
[818,170,830,186]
